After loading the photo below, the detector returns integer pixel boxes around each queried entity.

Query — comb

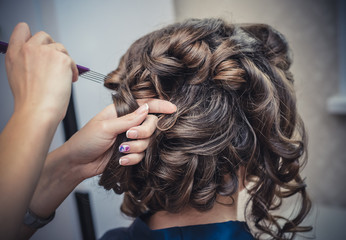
[0,40,107,84]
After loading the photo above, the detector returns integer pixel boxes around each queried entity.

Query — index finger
[8,22,31,52]
[70,59,79,82]
[137,99,177,114]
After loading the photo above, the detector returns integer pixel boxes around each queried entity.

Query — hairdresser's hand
[1,22,78,239]
[62,99,176,179]
[5,22,78,123]
[19,99,176,238]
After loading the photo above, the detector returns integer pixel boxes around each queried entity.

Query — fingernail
[119,144,130,153]
[136,103,149,115]
[170,103,177,112]
[126,130,138,139]
[119,157,129,165]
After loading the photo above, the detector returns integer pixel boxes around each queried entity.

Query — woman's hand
[1,22,78,239]
[5,22,78,123]
[18,99,176,239]
[63,99,176,180]
[32,100,175,210]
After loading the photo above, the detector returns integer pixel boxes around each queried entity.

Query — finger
[119,152,145,166]
[8,22,31,51]
[71,59,79,82]
[119,138,150,154]
[48,43,78,82]
[126,114,158,139]
[28,31,54,45]
[48,42,69,55]
[103,103,149,136]
[137,99,177,114]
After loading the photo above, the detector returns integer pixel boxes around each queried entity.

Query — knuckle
[20,43,36,60]
[126,113,138,123]
[132,153,144,164]
[57,53,72,66]
[148,115,159,126]
[21,42,33,53]
[157,104,163,113]
[37,31,45,36]
[62,54,72,64]
[139,140,150,151]
[36,31,49,39]
[135,141,145,152]
[140,128,150,138]
[56,43,68,54]
[148,114,158,121]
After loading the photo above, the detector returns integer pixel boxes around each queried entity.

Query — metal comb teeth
[76,64,109,84]
[0,40,107,84]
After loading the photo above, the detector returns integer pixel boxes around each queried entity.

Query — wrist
[59,142,89,182]
[49,144,85,188]
[13,102,65,127]
[13,104,61,129]
[28,145,83,218]
[23,208,55,229]
[62,137,95,181]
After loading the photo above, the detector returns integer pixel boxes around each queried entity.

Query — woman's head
[99,18,311,239]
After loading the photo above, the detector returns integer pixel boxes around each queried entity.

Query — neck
[147,194,238,230]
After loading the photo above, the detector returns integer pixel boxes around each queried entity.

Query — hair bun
[211,39,247,91]
[100,18,311,239]
[241,24,292,70]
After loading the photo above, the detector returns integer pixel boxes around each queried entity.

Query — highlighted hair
[99,19,311,239]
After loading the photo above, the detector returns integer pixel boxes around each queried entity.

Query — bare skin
[0,22,176,239]
[148,172,245,230]
[148,194,238,230]
[18,101,176,239]
[0,22,78,239]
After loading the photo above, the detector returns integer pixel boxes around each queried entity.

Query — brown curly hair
[99,18,312,239]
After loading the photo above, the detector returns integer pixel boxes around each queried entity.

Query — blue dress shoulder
[100,215,254,240]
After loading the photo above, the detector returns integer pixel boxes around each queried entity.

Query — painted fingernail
[119,144,130,153]
[126,130,138,139]
[136,103,149,115]
[119,157,129,165]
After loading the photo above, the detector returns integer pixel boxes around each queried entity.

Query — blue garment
[100,215,254,240]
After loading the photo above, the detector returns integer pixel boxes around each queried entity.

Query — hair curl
[99,18,312,239]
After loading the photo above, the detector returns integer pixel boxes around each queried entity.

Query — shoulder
[99,227,130,240]
[99,216,152,240]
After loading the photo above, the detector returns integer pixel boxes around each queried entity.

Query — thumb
[105,103,149,136]
[8,22,31,52]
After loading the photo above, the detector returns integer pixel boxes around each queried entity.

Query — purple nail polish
[119,145,130,152]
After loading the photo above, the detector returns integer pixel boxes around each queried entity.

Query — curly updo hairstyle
[99,19,312,239]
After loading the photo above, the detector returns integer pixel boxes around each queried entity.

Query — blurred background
[0,0,345,239]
